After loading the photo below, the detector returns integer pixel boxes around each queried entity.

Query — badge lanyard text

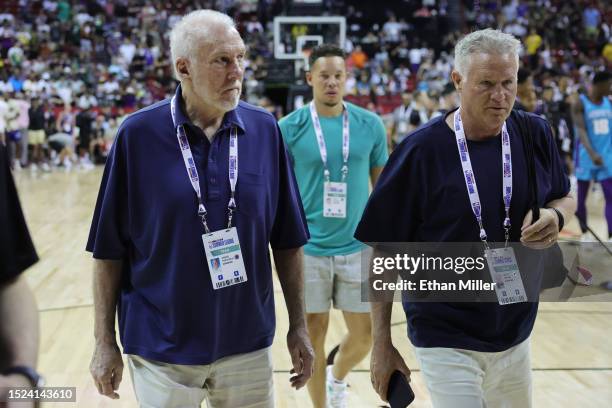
[453,110,513,248]
[309,102,350,182]
[171,95,238,234]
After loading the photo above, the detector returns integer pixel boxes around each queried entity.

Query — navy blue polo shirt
[355,109,569,352]
[86,86,309,364]
[0,143,38,283]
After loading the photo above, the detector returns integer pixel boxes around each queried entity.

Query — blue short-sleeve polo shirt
[355,110,570,352]
[86,86,309,364]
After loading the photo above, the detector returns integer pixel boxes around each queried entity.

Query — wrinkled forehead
[465,52,518,79]
[200,25,245,56]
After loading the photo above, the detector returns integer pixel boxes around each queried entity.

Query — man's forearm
[272,247,306,329]
[572,102,598,158]
[369,248,395,345]
[578,128,598,157]
[371,301,393,345]
[0,277,39,369]
[93,259,122,344]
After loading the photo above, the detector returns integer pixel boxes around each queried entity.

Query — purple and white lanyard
[309,102,350,182]
[171,95,238,234]
[453,110,512,248]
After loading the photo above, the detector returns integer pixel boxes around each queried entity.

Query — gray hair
[453,29,521,77]
[169,10,236,78]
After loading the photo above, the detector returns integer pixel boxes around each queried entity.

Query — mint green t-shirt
[279,102,388,256]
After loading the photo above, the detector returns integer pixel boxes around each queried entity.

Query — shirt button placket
[208,134,220,199]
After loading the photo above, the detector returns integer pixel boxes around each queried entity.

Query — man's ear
[305,70,313,86]
[451,70,462,91]
[175,58,190,80]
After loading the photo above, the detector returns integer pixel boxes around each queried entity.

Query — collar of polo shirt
[172,84,246,135]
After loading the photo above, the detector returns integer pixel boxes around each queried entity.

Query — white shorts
[304,251,370,314]
[414,338,532,408]
[127,347,274,408]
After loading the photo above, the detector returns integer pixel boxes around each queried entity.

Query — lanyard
[171,95,238,234]
[453,109,512,248]
[309,102,349,182]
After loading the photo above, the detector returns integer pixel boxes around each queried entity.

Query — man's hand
[286,326,314,390]
[521,208,559,249]
[370,340,411,402]
[89,341,123,399]
[590,152,604,166]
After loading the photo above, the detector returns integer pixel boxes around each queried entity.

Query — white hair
[453,29,521,78]
[169,10,236,78]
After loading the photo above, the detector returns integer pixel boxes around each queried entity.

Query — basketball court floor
[13,167,612,407]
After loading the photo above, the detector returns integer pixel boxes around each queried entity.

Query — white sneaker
[30,163,38,172]
[41,163,51,172]
[13,160,21,171]
[326,365,348,408]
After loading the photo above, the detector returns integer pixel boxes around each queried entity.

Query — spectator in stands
[75,102,95,170]
[515,68,536,112]
[525,27,542,69]
[412,90,432,125]
[382,14,404,45]
[13,92,29,167]
[349,45,368,70]
[432,82,459,118]
[0,0,606,172]
[541,85,574,173]
[409,41,425,74]
[583,4,601,39]
[391,91,413,145]
[27,99,49,172]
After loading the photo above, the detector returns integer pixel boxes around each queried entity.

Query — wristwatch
[1,366,45,387]
[546,207,564,232]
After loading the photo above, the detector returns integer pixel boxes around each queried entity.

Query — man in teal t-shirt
[279,44,388,408]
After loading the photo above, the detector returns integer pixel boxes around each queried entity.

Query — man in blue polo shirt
[357,29,575,407]
[86,10,313,407]
[279,44,388,408]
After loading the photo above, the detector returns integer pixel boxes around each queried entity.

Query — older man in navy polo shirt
[86,10,313,408]
[358,29,576,407]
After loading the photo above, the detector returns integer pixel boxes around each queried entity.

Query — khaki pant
[415,339,532,408]
[127,347,274,408]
